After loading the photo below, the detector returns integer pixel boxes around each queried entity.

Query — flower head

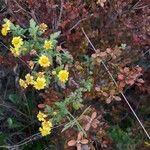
[19,79,27,88]
[25,73,34,85]
[12,36,23,48]
[39,23,48,32]
[10,47,20,57]
[1,19,11,36]
[42,120,52,129]
[37,111,47,122]
[1,27,8,36]
[38,55,50,67]
[34,77,46,90]
[39,120,53,136]
[57,70,69,82]
[39,127,50,136]
[43,40,53,50]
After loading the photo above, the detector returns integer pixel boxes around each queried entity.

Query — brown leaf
[77,143,82,150]
[68,140,76,146]
[81,139,88,144]
[92,120,100,129]
[38,103,45,109]
[91,112,97,119]
[106,97,111,104]
[84,115,91,122]
[113,96,121,101]
[77,132,83,140]
[85,123,91,131]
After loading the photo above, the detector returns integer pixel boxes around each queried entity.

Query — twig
[81,27,150,140]
[68,14,93,32]
[56,0,64,30]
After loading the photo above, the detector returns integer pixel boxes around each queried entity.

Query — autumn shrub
[0,0,150,149]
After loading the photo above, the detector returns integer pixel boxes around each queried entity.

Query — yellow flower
[39,120,52,136]
[38,55,50,67]
[25,73,34,85]
[37,111,47,122]
[19,79,27,88]
[57,70,69,82]
[1,19,11,36]
[1,27,8,36]
[39,127,50,136]
[3,20,11,29]
[39,23,48,32]
[12,36,23,48]
[43,40,53,50]
[42,120,52,129]
[10,47,20,57]
[34,77,46,90]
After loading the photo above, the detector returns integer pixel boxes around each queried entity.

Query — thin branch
[69,14,93,32]
[81,27,150,140]
[56,0,64,30]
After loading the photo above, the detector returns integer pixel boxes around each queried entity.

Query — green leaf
[81,79,93,92]
[7,118,13,128]
[50,31,61,40]
[29,19,39,39]
[46,105,53,113]
[8,93,20,104]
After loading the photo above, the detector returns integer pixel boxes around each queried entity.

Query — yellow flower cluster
[11,36,24,57]
[1,19,11,36]
[19,73,34,89]
[57,70,69,82]
[37,111,52,136]
[19,73,47,90]
[43,40,53,50]
[38,55,50,67]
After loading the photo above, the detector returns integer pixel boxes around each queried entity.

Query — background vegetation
[0,0,149,149]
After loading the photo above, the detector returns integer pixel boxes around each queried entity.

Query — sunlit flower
[43,40,53,50]
[39,120,53,136]
[1,27,8,36]
[37,111,47,122]
[1,19,11,36]
[10,47,20,57]
[42,120,52,129]
[12,36,23,48]
[34,77,46,90]
[38,55,50,67]
[57,70,69,82]
[39,127,50,136]
[39,23,48,32]
[19,79,27,88]
[25,73,34,85]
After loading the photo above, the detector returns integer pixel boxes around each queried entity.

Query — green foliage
[108,126,136,150]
